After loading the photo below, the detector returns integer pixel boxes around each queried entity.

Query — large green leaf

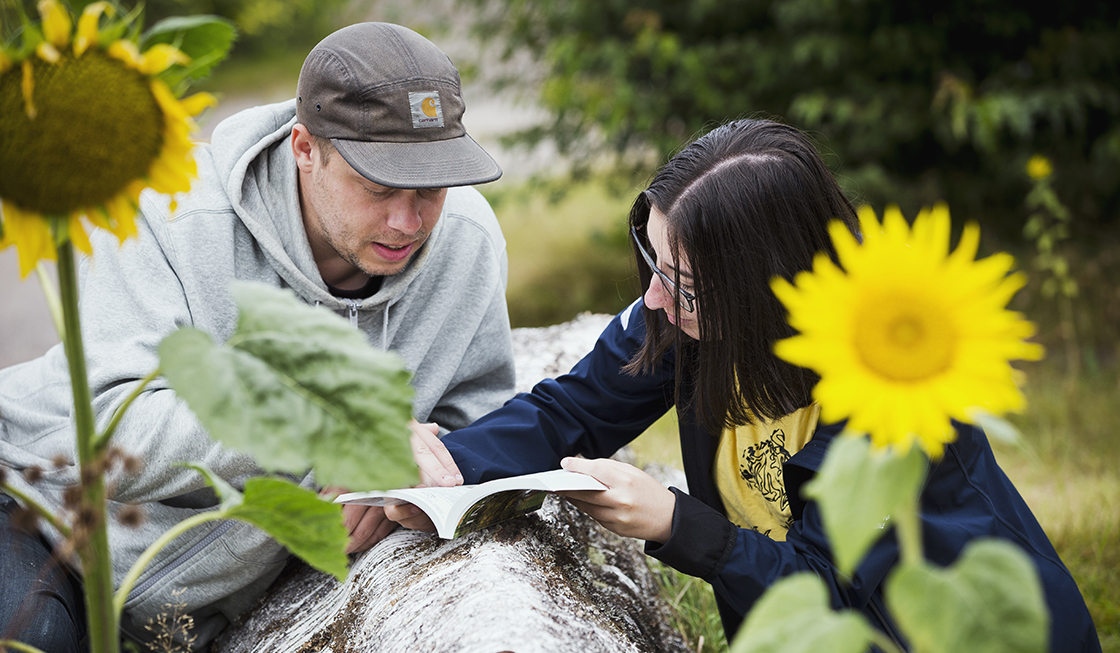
[187,464,348,581]
[886,540,1049,653]
[730,574,872,653]
[160,281,418,492]
[141,15,237,91]
[802,435,927,575]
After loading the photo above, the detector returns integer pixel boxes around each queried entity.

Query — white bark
[213,313,692,653]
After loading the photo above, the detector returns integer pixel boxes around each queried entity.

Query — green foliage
[464,0,1120,236]
[186,464,349,581]
[886,541,1050,653]
[140,0,352,56]
[159,281,418,492]
[141,14,237,94]
[651,560,728,652]
[802,435,927,576]
[730,574,872,653]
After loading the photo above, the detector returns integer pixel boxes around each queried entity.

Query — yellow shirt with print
[714,404,820,541]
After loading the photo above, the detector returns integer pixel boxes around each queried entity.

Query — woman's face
[643,207,701,340]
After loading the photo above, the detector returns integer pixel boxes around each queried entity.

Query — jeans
[0,493,87,652]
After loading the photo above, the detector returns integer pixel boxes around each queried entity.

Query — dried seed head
[80,463,101,485]
[118,504,145,529]
[62,484,83,509]
[75,505,99,531]
[22,465,43,484]
[121,455,143,475]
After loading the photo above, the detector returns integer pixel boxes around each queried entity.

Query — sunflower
[0,0,215,276]
[771,203,1044,458]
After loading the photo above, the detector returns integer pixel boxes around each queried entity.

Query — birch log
[213,313,692,653]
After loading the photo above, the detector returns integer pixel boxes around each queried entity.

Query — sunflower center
[853,292,956,383]
[0,51,164,215]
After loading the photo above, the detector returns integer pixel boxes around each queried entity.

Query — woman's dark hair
[625,118,859,433]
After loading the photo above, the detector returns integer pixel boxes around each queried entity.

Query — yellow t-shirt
[714,404,821,541]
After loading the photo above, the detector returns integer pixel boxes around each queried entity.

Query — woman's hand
[409,420,462,487]
[558,457,676,543]
[382,420,462,532]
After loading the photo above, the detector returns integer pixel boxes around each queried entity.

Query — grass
[483,181,641,328]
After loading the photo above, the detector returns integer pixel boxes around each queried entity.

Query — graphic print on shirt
[739,428,793,534]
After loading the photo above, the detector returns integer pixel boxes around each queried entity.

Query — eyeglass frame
[631,225,697,313]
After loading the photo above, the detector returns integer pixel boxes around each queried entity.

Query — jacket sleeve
[76,202,262,504]
[442,301,676,483]
[647,487,900,614]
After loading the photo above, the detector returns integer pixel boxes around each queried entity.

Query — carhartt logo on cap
[409,91,444,129]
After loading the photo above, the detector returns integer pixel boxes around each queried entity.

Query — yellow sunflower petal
[139,44,191,76]
[0,200,57,277]
[74,2,114,57]
[179,92,218,118]
[20,60,37,119]
[108,40,142,68]
[38,0,72,48]
[855,203,882,239]
[36,41,61,63]
[67,213,93,255]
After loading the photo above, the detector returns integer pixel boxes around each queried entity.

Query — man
[0,22,515,650]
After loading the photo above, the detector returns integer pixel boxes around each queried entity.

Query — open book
[335,469,607,539]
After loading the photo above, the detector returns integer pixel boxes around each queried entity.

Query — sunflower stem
[895,495,924,566]
[57,240,119,653]
[34,260,65,341]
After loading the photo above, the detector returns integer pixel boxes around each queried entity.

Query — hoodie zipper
[345,299,360,327]
[125,520,236,604]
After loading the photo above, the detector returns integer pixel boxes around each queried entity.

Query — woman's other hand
[558,457,675,543]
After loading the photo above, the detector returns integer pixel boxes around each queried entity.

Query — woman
[389,119,1100,651]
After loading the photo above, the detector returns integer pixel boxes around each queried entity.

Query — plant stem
[0,482,71,538]
[0,639,49,653]
[34,261,64,340]
[895,496,924,566]
[113,511,226,617]
[57,241,118,653]
[95,368,160,452]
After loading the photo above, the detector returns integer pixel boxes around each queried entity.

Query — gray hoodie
[0,100,515,647]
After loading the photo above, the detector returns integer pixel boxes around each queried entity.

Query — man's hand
[340,503,396,554]
[558,457,676,544]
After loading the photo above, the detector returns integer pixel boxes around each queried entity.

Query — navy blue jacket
[442,301,1100,652]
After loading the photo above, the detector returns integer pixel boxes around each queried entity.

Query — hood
[204,99,444,314]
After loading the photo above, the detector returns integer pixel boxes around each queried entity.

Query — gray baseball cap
[296,22,502,189]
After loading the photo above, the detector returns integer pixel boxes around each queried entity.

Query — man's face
[299,138,447,286]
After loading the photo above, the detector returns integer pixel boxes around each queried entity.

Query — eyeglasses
[631,226,696,313]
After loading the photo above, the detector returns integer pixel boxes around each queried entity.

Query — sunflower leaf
[802,434,927,575]
[226,476,349,581]
[159,281,418,492]
[729,574,872,653]
[886,540,1049,653]
[183,463,348,581]
[141,15,237,91]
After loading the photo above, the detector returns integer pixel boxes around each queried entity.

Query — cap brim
[332,134,503,189]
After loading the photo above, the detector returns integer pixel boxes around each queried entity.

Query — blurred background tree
[463,0,1120,241]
